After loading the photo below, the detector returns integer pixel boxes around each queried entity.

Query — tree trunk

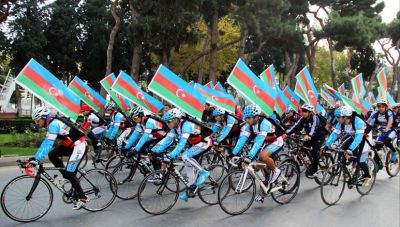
[345,47,354,80]
[15,85,23,117]
[161,48,168,66]
[328,39,338,88]
[393,65,400,100]
[238,26,248,59]
[198,28,211,83]
[283,52,300,88]
[103,0,120,97]
[208,13,219,83]
[129,0,141,81]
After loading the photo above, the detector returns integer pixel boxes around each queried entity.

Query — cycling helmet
[212,108,225,117]
[285,106,295,114]
[334,107,342,118]
[80,105,91,112]
[243,104,261,119]
[128,106,143,118]
[32,106,50,121]
[163,108,183,121]
[301,104,315,113]
[376,99,388,106]
[104,101,116,110]
[341,106,353,117]
[392,103,400,109]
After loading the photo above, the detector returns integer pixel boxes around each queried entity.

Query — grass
[0,147,36,156]
[0,134,15,144]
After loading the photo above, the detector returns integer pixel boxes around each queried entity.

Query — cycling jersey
[105,111,125,140]
[212,115,238,143]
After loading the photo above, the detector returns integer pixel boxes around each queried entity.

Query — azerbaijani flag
[100,73,130,112]
[294,80,307,103]
[377,86,387,100]
[15,59,81,121]
[387,91,396,108]
[351,73,366,101]
[338,83,346,96]
[283,86,301,112]
[194,83,236,114]
[320,89,336,107]
[69,76,106,112]
[296,67,319,110]
[214,81,227,94]
[323,83,342,101]
[189,80,194,87]
[259,65,289,115]
[148,65,206,120]
[336,92,368,115]
[227,59,277,116]
[111,71,164,114]
[205,81,215,89]
[368,92,376,104]
[377,68,388,92]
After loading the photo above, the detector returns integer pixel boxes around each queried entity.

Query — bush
[0,118,35,133]
[2,130,46,147]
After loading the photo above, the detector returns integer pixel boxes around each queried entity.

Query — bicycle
[137,158,228,215]
[217,157,300,215]
[287,135,334,185]
[320,148,377,206]
[1,160,118,222]
[371,139,400,177]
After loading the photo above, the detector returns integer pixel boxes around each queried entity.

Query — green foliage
[313,47,347,89]
[387,16,400,46]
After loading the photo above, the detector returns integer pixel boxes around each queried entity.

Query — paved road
[0,165,399,227]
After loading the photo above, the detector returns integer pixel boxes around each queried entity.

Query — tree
[45,0,81,82]
[313,46,347,89]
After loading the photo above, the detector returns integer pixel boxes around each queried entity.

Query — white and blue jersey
[105,111,125,140]
[125,118,165,152]
[212,115,237,143]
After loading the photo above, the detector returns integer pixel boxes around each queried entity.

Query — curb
[0,156,50,167]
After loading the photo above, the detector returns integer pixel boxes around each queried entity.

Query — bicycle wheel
[105,155,124,171]
[271,162,300,205]
[137,170,179,215]
[320,163,346,206]
[112,160,145,200]
[79,169,117,212]
[218,169,256,215]
[1,176,53,222]
[198,150,224,167]
[356,158,376,195]
[198,164,228,205]
[98,144,116,167]
[315,153,334,185]
[385,149,400,177]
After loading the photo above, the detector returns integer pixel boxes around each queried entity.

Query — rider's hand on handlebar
[344,150,353,160]
[28,157,40,166]
[304,135,311,141]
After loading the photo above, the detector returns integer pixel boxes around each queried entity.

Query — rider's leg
[357,139,371,179]
[384,131,398,161]
[117,128,132,155]
[48,144,73,177]
[260,137,284,183]
[91,126,105,153]
[65,140,88,201]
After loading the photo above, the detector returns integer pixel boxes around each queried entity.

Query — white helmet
[104,101,116,110]
[32,106,50,121]
[301,104,315,113]
[392,103,400,109]
[163,108,183,121]
[341,106,353,117]
[376,99,388,106]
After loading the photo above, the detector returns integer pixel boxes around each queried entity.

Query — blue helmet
[243,104,261,119]
[285,106,295,114]
[163,108,183,121]
[334,107,342,118]
[212,108,225,117]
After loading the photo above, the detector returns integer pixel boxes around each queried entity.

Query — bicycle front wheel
[1,175,53,222]
[315,153,334,185]
[385,149,400,177]
[79,169,117,212]
[320,163,345,206]
[356,158,376,195]
[198,164,228,205]
[112,160,144,200]
[217,169,256,215]
[137,170,179,215]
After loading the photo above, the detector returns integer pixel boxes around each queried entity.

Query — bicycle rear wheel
[198,164,228,205]
[315,153,334,185]
[137,170,179,215]
[112,159,145,200]
[1,176,53,222]
[356,158,376,195]
[79,169,117,212]
[320,163,345,206]
[199,150,224,167]
[105,155,124,171]
[385,150,400,177]
[271,161,300,204]
[98,143,116,167]
[218,169,256,215]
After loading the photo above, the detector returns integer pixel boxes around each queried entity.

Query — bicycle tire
[198,164,228,205]
[356,157,376,195]
[137,170,180,215]
[315,153,334,185]
[1,175,53,222]
[105,155,125,171]
[271,162,300,204]
[217,169,256,215]
[385,149,400,177]
[320,163,345,206]
[79,169,117,212]
[112,159,144,200]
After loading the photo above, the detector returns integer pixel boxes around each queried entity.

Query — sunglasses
[377,105,386,108]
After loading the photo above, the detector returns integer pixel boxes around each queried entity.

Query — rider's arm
[232,124,251,156]
[217,116,236,143]
[247,119,272,160]
[124,124,143,149]
[212,122,222,137]
[133,119,157,151]
[34,121,59,162]
[325,123,341,147]
[366,111,377,125]
[167,122,192,159]
[286,117,304,135]
[348,117,366,153]
[386,111,393,131]
[308,115,320,138]
[151,129,177,153]
[106,112,124,140]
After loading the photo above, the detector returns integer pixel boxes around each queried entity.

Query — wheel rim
[321,164,345,205]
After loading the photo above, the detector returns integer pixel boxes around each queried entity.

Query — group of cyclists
[25,96,400,212]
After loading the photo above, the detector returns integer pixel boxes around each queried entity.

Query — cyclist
[29,106,88,209]
[367,99,397,164]
[157,108,212,202]
[325,105,338,132]
[103,101,125,145]
[211,108,241,149]
[282,106,301,128]
[80,105,106,155]
[286,104,325,178]
[232,104,284,186]
[392,103,400,129]
[325,106,372,185]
